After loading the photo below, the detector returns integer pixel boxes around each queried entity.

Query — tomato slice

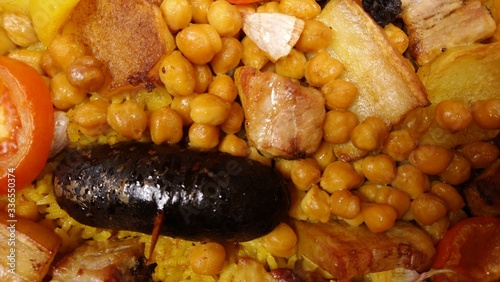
[432,216,500,282]
[0,56,54,194]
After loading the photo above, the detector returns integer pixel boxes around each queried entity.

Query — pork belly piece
[401,0,496,65]
[463,159,500,217]
[292,219,435,282]
[234,66,325,159]
[71,0,175,94]
[51,238,153,282]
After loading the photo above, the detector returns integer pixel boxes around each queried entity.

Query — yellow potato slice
[417,43,500,147]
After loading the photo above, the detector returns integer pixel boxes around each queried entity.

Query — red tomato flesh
[432,216,500,282]
[0,56,54,194]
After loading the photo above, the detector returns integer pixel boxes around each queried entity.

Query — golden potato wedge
[317,0,429,127]
[417,43,500,148]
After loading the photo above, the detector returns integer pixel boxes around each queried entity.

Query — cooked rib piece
[71,0,174,93]
[234,66,325,159]
[464,159,500,217]
[51,238,152,282]
[292,219,435,282]
[401,0,496,65]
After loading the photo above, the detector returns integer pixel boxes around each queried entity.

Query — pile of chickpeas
[3,0,500,277]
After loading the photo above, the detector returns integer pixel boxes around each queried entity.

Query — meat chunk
[70,0,175,94]
[292,219,435,282]
[463,159,500,217]
[51,238,152,282]
[235,66,325,159]
[401,0,496,65]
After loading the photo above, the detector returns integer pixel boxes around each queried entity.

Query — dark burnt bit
[362,0,402,27]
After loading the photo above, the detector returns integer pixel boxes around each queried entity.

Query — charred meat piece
[70,0,174,93]
[235,66,325,159]
[400,0,496,65]
[463,159,500,217]
[53,142,290,242]
[292,219,435,282]
[362,0,402,26]
[51,238,153,282]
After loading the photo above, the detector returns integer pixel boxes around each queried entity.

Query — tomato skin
[432,216,500,282]
[0,56,54,194]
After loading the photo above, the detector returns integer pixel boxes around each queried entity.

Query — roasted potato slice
[417,43,500,148]
[317,0,429,126]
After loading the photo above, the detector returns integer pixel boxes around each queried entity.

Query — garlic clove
[242,12,305,62]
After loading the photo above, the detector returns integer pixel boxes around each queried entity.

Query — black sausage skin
[53,142,290,242]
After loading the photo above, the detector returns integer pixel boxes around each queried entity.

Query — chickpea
[159,50,196,97]
[241,36,269,70]
[459,141,500,168]
[40,50,62,77]
[176,24,222,65]
[391,163,430,199]
[188,123,220,149]
[66,56,105,92]
[383,23,409,54]
[275,49,307,80]
[260,222,297,257]
[48,33,87,70]
[322,79,358,110]
[207,0,242,37]
[210,37,243,75]
[161,0,192,32]
[149,106,184,145]
[189,242,226,276]
[50,72,87,110]
[279,0,321,20]
[190,0,213,24]
[107,100,148,140]
[301,185,331,223]
[311,141,336,171]
[275,158,295,180]
[400,107,434,139]
[291,158,321,191]
[355,182,380,202]
[361,203,397,233]
[221,102,244,134]
[320,161,363,193]
[190,93,231,126]
[361,154,397,185]
[218,134,250,157]
[430,182,465,212]
[2,12,38,47]
[305,50,344,87]
[408,145,454,175]
[323,110,359,144]
[382,129,417,162]
[330,189,361,219]
[257,1,280,13]
[434,100,473,133]
[374,186,411,218]
[208,74,238,103]
[72,100,111,136]
[193,64,213,94]
[171,94,197,125]
[471,99,500,130]
[351,116,388,151]
[295,20,332,53]
[7,49,44,74]
[438,151,471,185]
[411,192,448,226]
